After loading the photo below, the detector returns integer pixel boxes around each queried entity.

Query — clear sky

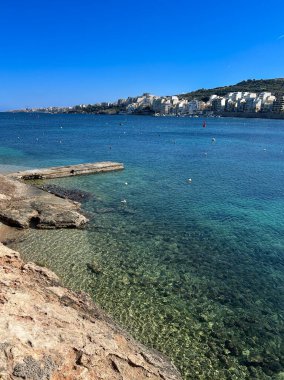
[1,0,284,110]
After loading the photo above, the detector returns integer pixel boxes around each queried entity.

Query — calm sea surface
[1,113,283,379]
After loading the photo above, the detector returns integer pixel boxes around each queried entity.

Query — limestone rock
[0,243,181,380]
[0,175,88,229]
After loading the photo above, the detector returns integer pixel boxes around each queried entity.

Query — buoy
[125,182,128,185]
[187,178,192,183]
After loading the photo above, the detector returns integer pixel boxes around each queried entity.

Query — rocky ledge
[0,175,88,229]
[0,243,181,380]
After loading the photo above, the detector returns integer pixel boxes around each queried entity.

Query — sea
[0,112,283,380]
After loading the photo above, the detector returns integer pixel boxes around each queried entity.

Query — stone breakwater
[0,243,181,380]
[8,162,124,180]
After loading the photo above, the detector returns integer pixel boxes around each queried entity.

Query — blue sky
[0,0,284,109]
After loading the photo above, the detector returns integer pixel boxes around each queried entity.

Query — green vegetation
[18,78,284,114]
[179,78,284,101]
[68,104,121,114]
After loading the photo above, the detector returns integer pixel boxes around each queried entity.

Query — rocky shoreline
[0,242,181,380]
[0,174,88,229]
[0,170,182,379]
[0,162,123,229]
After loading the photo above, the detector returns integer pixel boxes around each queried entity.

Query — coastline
[0,162,123,229]
[2,114,284,379]
[4,110,284,121]
[0,168,182,379]
[0,241,181,380]
[219,111,284,120]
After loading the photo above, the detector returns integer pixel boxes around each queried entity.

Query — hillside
[179,78,284,102]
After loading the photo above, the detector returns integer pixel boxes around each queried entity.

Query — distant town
[13,79,284,118]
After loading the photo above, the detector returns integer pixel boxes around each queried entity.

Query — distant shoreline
[4,111,284,121]
[219,111,284,120]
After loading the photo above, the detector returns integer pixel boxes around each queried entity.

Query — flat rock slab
[9,161,124,180]
[0,243,182,380]
[0,175,88,229]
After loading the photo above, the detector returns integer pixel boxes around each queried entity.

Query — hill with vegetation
[179,78,284,102]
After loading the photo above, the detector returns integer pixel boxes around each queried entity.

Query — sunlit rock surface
[0,174,88,229]
[0,243,181,380]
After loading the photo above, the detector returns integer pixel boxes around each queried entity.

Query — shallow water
[1,113,283,379]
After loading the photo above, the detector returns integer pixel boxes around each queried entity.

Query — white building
[175,99,188,114]
[160,100,172,114]
[211,97,226,113]
[187,99,201,114]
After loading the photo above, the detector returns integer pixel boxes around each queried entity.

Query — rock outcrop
[0,243,182,380]
[0,175,88,229]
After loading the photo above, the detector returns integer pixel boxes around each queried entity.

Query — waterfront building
[272,94,284,113]
[261,95,276,112]
[187,99,202,114]
[152,98,165,113]
[225,99,237,112]
[211,97,226,113]
[254,99,262,112]
[237,98,246,112]
[170,96,179,106]
[244,92,257,99]
[175,99,188,114]
[160,100,172,115]
[258,92,272,102]
[244,97,257,112]
[117,99,127,106]
[126,103,138,113]
[231,92,243,101]
[209,95,218,105]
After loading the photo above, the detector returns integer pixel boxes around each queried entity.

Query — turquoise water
[1,113,284,379]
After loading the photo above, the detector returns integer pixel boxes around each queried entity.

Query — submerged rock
[95,207,116,214]
[87,260,103,274]
[39,184,93,203]
[0,243,181,380]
